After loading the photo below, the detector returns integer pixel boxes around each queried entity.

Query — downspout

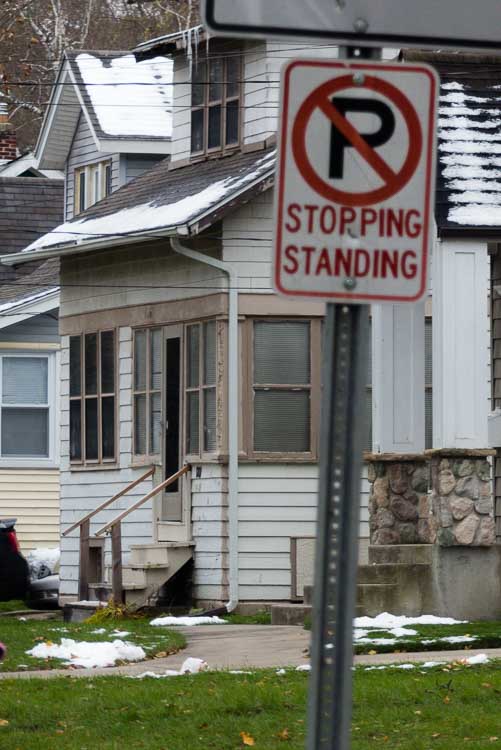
[170,238,239,613]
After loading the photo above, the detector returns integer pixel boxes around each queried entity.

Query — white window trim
[75,160,111,215]
[0,350,59,469]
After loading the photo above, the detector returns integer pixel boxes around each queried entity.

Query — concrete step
[368,544,434,566]
[357,563,397,585]
[303,584,313,606]
[129,542,194,567]
[271,603,312,626]
[356,583,399,616]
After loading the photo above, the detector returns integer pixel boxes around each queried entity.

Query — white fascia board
[34,61,71,169]
[96,138,172,155]
[0,289,60,331]
[66,64,101,152]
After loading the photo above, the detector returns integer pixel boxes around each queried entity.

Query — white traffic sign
[273,60,438,304]
[203,0,501,51]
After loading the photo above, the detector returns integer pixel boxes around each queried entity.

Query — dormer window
[74,160,112,215]
[191,55,241,155]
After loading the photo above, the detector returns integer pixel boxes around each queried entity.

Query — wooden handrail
[62,466,156,537]
[95,464,190,537]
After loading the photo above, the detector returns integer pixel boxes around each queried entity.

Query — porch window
[74,160,112,215]
[252,320,314,455]
[133,328,162,458]
[69,331,116,464]
[185,321,217,455]
[191,55,241,155]
[0,354,54,460]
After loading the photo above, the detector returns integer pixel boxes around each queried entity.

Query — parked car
[0,518,29,602]
[25,574,59,609]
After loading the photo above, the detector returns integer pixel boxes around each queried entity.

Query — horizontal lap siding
[191,464,228,603]
[0,469,60,551]
[237,463,369,601]
[0,316,59,344]
[59,330,154,598]
[65,113,118,221]
[223,191,273,293]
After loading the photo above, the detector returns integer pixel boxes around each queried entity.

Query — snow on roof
[19,148,276,257]
[436,68,501,232]
[75,53,173,139]
[0,287,59,314]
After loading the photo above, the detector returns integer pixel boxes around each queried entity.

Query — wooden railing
[62,466,155,601]
[90,465,190,604]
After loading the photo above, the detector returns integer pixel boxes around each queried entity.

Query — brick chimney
[0,100,17,163]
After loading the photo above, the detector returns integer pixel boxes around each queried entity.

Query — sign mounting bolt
[343,277,357,290]
[352,72,365,85]
[353,17,369,33]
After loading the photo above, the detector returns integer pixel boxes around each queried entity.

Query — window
[133,328,162,458]
[185,321,217,455]
[0,354,54,461]
[191,55,241,155]
[69,331,116,464]
[74,160,112,215]
[250,320,318,456]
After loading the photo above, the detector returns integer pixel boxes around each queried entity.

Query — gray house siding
[65,113,120,221]
[125,155,165,184]
[0,312,59,344]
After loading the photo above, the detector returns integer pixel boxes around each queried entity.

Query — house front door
[155,324,190,543]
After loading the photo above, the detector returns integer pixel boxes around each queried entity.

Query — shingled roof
[405,52,501,236]
[0,177,62,305]
[9,146,275,263]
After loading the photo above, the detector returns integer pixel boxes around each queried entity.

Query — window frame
[132,327,163,463]
[0,351,58,468]
[69,330,117,467]
[190,54,242,157]
[184,320,219,459]
[243,317,321,461]
[74,159,112,216]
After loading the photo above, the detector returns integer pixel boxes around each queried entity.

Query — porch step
[271,603,312,626]
[357,563,398,585]
[356,583,399,616]
[89,543,194,608]
[368,544,433,566]
[129,542,195,567]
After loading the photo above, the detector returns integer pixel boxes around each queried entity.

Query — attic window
[191,55,241,155]
[74,160,112,215]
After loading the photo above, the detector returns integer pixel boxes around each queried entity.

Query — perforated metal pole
[307,302,370,750]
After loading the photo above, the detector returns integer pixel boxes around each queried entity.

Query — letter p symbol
[329,97,395,179]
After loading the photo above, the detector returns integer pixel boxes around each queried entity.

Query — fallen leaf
[0,720,9,727]
[431,733,441,739]
[278,728,290,741]
[443,695,451,704]
[368,650,377,656]
[489,739,499,743]
[240,731,255,746]
[482,683,493,689]
[414,710,422,715]
[155,652,167,659]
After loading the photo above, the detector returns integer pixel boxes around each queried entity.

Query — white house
[4,35,500,618]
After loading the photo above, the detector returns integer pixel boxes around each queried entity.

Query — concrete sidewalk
[0,624,500,680]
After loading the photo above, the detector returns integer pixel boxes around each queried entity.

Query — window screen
[0,356,50,458]
[253,321,311,453]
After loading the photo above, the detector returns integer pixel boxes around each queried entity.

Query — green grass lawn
[0,664,499,749]
[0,616,185,672]
[354,621,501,655]
[0,600,28,613]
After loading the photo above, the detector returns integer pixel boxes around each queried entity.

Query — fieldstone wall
[367,454,435,545]
[428,449,497,547]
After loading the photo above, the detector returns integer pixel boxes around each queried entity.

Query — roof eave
[97,138,172,155]
[438,226,501,239]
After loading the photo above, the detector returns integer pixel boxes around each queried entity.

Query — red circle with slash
[291,73,422,207]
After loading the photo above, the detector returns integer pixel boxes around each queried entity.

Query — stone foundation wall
[367,449,497,547]
[367,455,434,545]
[429,450,496,547]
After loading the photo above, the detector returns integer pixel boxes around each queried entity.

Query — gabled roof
[0,258,59,328]
[0,177,64,255]
[36,50,173,170]
[3,147,276,265]
[0,152,63,179]
[406,52,501,236]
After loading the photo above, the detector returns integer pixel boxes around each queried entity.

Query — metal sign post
[308,301,369,750]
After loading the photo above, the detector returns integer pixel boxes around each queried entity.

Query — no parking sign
[273,60,438,303]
